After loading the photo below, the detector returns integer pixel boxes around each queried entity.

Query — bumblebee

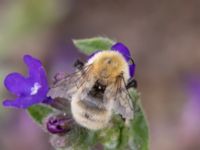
[48,51,137,130]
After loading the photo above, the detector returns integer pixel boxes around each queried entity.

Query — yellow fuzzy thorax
[89,51,129,84]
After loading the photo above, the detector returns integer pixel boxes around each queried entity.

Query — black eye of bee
[93,81,106,93]
[89,80,106,99]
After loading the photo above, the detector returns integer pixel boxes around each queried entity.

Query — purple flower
[111,42,136,77]
[88,42,136,77]
[111,42,131,61]
[3,55,50,108]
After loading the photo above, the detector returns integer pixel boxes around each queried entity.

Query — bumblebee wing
[107,76,134,120]
[47,65,93,100]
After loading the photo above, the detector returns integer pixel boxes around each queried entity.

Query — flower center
[30,82,42,95]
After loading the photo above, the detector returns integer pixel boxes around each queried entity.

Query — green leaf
[68,126,98,150]
[129,90,149,150]
[73,37,115,54]
[27,104,53,124]
[99,126,120,150]
[117,126,129,150]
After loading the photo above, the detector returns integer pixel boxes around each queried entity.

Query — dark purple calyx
[47,114,74,134]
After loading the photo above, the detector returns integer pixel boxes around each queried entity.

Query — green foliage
[27,104,53,124]
[73,37,115,55]
[129,90,149,150]
[129,107,149,150]
[69,128,98,149]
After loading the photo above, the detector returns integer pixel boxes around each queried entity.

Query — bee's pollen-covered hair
[87,51,130,81]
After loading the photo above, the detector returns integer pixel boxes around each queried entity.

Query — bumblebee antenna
[129,57,135,65]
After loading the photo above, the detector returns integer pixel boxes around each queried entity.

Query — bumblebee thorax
[87,51,129,82]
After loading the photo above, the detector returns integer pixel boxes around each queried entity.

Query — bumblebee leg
[74,59,84,70]
[50,98,71,112]
[126,78,137,89]
[53,72,68,84]
[119,114,126,121]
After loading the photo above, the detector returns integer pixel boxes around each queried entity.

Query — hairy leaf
[27,104,53,124]
[73,37,115,54]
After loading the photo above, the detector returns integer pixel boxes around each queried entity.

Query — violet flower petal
[3,97,39,109]
[129,64,136,77]
[3,55,50,108]
[4,73,32,96]
[112,42,135,77]
[24,55,49,93]
[111,42,131,61]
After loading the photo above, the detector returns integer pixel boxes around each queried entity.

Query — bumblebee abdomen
[71,99,112,130]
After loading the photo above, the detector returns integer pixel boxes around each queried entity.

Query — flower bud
[47,114,74,134]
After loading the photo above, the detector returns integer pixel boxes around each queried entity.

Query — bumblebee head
[87,51,130,81]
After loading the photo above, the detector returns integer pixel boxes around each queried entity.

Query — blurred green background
[0,0,200,150]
